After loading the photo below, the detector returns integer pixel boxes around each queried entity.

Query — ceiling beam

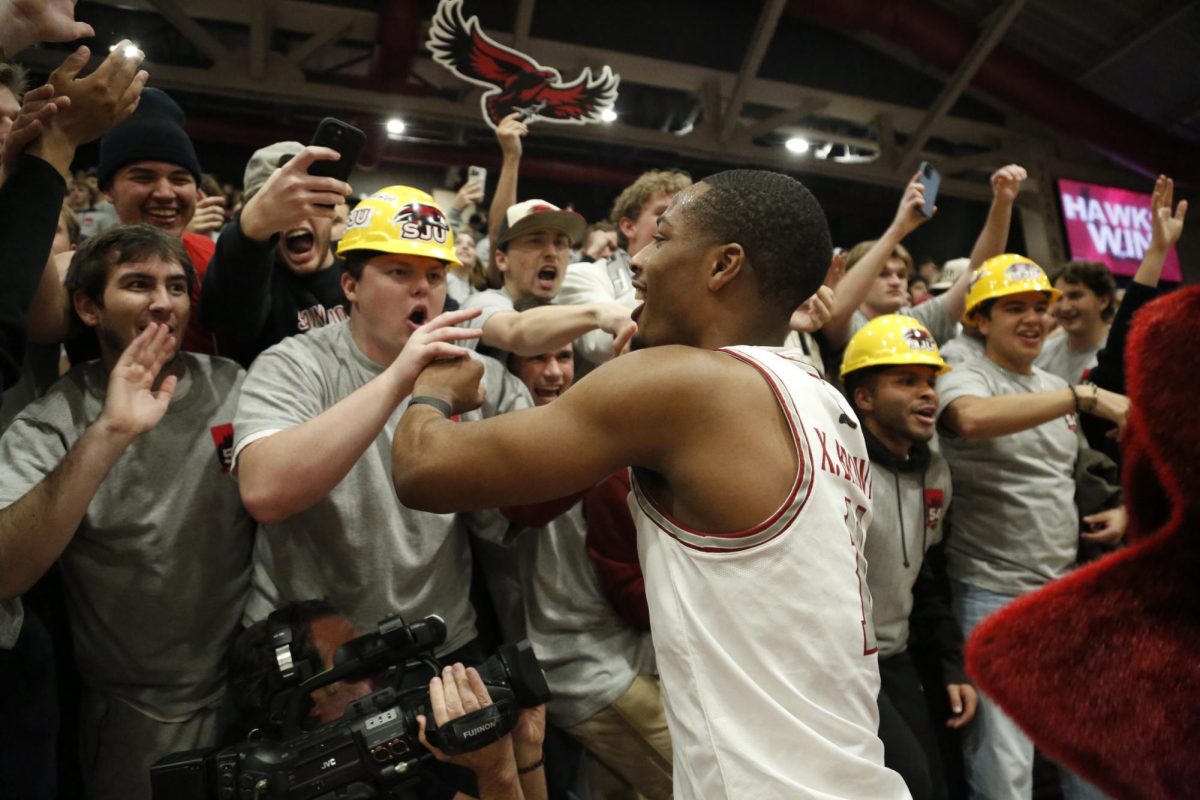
[248,0,271,80]
[91,0,379,40]
[875,112,895,165]
[718,0,788,144]
[82,0,1016,148]
[735,97,829,144]
[284,17,357,67]
[16,47,1004,202]
[146,0,234,66]
[1076,1,1197,81]
[895,0,1027,174]
[513,0,536,51]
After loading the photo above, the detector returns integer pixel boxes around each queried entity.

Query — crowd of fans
[0,5,1188,800]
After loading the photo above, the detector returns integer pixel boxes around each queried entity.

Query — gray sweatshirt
[861,429,961,681]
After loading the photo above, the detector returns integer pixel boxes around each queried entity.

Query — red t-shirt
[182,232,217,355]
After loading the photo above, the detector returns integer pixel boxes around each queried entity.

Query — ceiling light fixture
[785,136,810,154]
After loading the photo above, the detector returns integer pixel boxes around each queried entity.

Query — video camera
[151,613,550,799]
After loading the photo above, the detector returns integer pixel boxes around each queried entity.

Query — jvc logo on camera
[321,757,337,771]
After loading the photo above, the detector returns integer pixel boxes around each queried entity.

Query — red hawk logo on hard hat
[394,202,450,243]
[904,327,937,351]
[427,0,620,129]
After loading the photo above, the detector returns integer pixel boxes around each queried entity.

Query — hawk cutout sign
[428,0,620,129]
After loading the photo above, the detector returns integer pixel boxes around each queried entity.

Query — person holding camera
[225,600,548,800]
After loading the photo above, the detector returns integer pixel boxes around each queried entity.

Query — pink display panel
[1057,178,1181,282]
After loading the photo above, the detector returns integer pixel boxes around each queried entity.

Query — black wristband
[517,755,545,775]
[409,396,452,417]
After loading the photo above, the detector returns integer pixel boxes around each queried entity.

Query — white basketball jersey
[632,346,910,800]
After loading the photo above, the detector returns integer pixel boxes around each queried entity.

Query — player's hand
[1081,506,1127,546]
[1149,175,1187,252]
[990,163,1027,204]
[890,172,931,237]
[496,112,528,159]
[790,285,835,333]
[411,337,487,417]
[187,194,226,235]
[417,664,517,776]
[239,145,351,241]
[946,683,978,728]
[454,179,484,210]
[97,322,178,439]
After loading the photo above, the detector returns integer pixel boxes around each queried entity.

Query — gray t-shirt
[0,354,254,717]
[850,297,957,345]
[510,504,654,727]
[939,333,986,367]
[232,321,532,653]
[936,358,1080,595]
[0,343,63,649]
[1035,333,1105,383]
[460,287,516,349]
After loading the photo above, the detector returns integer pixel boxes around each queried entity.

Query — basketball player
[391,170,910,799]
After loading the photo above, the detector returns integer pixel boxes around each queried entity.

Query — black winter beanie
[97,88,201,188]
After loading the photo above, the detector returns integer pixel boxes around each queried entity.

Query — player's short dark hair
[1051,260,1117,321]
[65,223,195,312]
[686,170,832,314]
[228,599,340,736]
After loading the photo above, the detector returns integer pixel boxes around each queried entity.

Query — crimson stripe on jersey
[632,348,814,552]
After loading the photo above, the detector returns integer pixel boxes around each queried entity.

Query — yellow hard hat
[962,253,1060,323]
[840,314,950,379]
[337,186,461,266]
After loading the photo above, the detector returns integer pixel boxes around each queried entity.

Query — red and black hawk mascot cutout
[967,285,1200,799]
[427,0,619,129]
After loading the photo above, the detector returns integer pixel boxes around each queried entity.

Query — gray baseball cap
[242,141,304,201]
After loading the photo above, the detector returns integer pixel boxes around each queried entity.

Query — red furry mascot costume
[966,286,1200,799]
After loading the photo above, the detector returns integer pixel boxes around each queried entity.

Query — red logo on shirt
[210,423,234,473]
[924,488,945,530]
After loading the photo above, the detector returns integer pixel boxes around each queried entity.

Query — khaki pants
[564,674,673,800]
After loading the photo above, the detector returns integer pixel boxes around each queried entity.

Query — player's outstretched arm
[393,346,712,513]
